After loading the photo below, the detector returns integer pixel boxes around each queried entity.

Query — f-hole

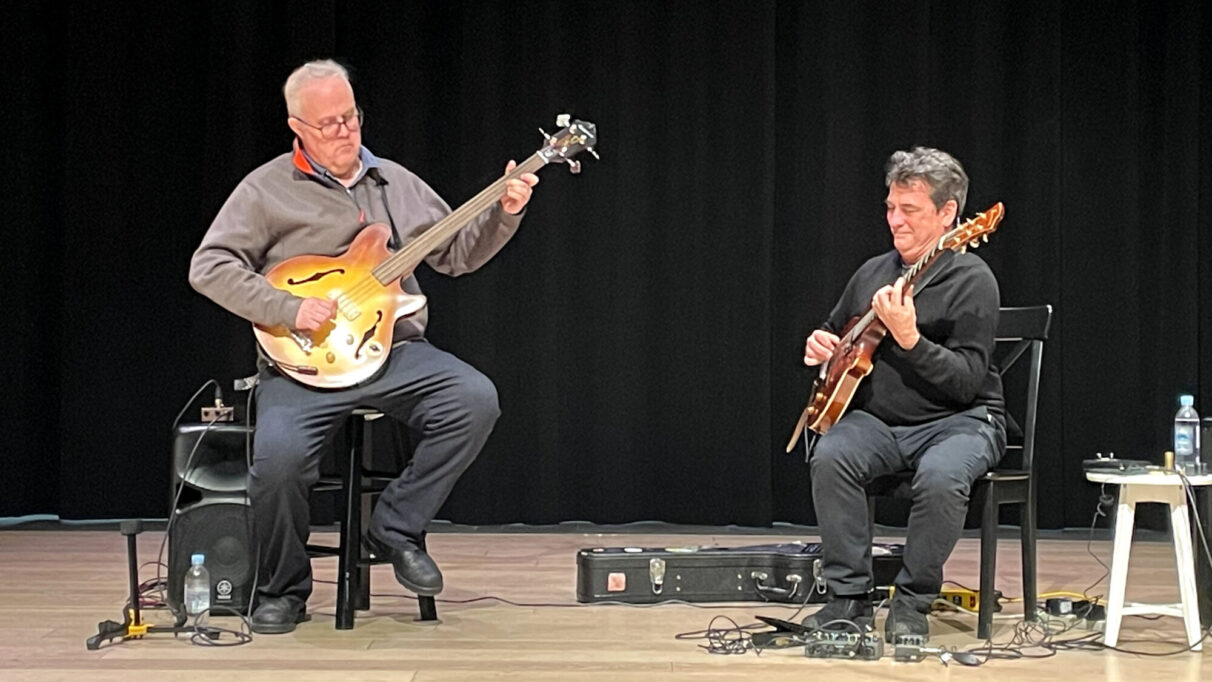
[355,311,384,359]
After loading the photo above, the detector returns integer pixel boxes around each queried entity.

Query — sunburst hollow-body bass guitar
[253,117,598,389]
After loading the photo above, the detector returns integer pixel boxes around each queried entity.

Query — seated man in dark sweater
[799,147,1005,641]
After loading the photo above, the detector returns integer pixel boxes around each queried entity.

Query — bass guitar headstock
[537,114,599,173]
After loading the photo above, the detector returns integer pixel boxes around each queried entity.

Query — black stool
[307,408,439,629]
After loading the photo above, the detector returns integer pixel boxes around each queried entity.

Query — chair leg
[416,532,439,622]
[1020,487,1038,623]
[335,418,363,630]
[977,484,998,640]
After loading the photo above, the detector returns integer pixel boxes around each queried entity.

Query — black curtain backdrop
[8,1,1210,532]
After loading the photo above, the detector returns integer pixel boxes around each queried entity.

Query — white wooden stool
[1086,470,1211,650]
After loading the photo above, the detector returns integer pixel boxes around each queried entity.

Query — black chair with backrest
[866,304,1052,640]
[306,409,439,629]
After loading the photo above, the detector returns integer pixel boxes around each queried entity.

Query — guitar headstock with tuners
[537,115,599,173]
[940,202,1004,253]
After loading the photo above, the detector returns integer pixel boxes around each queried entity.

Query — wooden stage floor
[0,528,1207,680]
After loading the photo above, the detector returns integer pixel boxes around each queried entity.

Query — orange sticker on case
[607,572,626,591]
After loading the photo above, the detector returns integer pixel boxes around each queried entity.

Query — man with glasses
[189,59,539,634]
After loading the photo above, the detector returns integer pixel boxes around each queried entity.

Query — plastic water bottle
[184,553,211,616]
[1174,395,1200,474]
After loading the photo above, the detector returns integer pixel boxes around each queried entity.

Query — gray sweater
[189,145,523,343]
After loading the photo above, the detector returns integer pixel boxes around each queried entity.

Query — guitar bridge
[290,331,314,354]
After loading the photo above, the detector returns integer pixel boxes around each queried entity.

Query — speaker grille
[167,499,254,614]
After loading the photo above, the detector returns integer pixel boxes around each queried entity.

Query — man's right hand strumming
[295,297,337,331]
[803,329,840,366]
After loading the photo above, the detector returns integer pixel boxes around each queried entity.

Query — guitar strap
[367,167,404,250]
[903,247,952,297]
[801,427,819,463]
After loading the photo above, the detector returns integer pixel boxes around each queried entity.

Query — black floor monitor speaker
[168,423,256,616]
[167,498,255,615]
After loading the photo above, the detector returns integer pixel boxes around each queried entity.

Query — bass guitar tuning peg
[567,159,582,174]
[556,114,571,127]
[538,127,552,141]
[585,147,600,160]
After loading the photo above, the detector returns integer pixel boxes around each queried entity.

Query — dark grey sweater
[821,249,1004,428]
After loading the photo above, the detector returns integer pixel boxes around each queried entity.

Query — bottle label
[1176,426,1195,456]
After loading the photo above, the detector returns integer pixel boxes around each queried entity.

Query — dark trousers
[249,339,500,604]
[810,407,1005,611]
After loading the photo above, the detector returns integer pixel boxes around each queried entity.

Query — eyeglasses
[292,106,364,140]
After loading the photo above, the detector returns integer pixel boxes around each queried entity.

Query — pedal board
[802,630,884,660]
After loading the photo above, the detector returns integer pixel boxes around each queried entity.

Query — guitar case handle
[750,571,803,600]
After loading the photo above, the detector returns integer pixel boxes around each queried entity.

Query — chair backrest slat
[994,305,1052,471]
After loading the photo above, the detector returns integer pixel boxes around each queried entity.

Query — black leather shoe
[250,596,310,635]
[364,531,444,596]
[801,595,874,632]
[885,596,930,641]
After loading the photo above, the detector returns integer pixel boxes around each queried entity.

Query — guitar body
[786,317,887,449]
[253,222,426,389]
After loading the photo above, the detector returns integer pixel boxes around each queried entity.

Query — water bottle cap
[191,553,205,564]
[1181,395,1195,406]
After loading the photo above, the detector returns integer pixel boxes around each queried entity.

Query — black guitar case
[576,541,904,604]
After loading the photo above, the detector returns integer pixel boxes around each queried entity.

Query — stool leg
[1104,487,1137,647]
[354,417,374,612]
[417,595,439,622]
[335,419,363,630]
[354,489,373,611]
[1167,490,1203,651]
[416,532,439,623]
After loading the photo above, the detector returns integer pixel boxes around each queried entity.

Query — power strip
[935,587,1001,611]
[802,631,884,660]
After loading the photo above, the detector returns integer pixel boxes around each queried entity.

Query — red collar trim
[292,138,318,176]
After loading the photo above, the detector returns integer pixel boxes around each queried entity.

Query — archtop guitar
[786,203,1005,451]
